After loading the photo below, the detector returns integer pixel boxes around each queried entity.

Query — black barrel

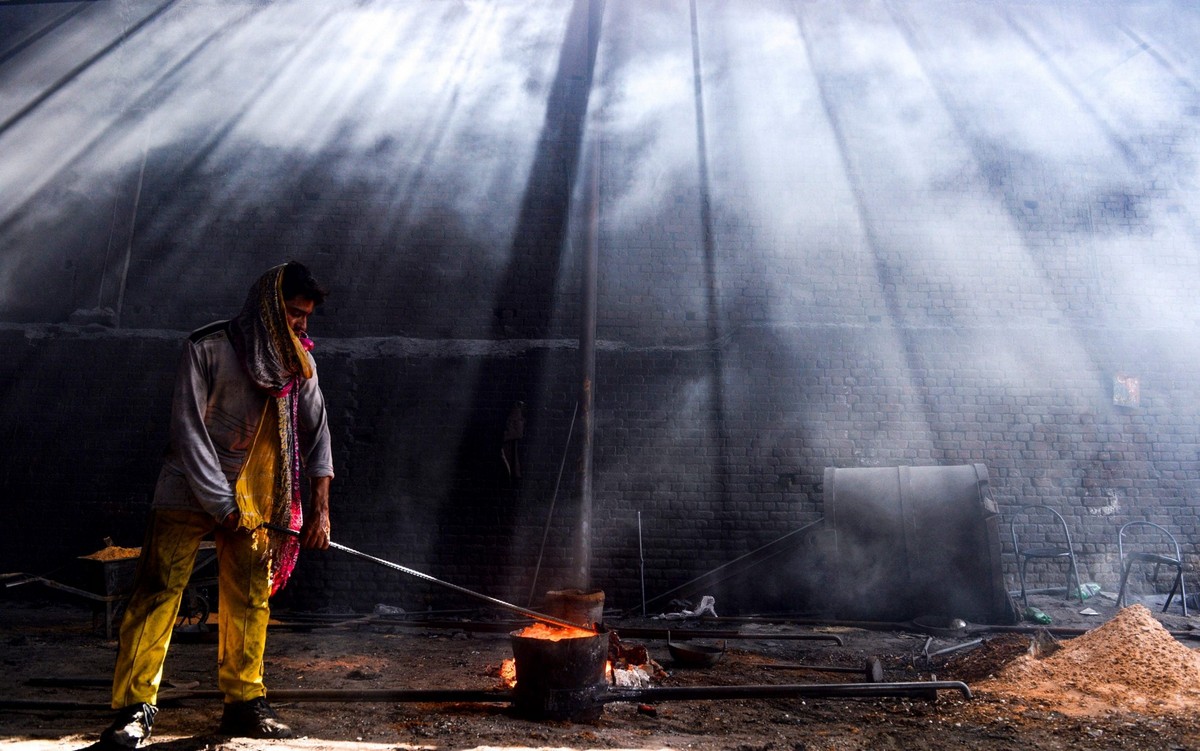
[510,627,608,721]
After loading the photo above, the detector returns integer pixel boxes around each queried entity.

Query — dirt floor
[2,590,1200,751]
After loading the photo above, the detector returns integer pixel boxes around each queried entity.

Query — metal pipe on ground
[214,680,974,704]
[929,640,984,658]
[761,657,885,683]
[693,616,1105,639]
[613,626,844,646]
[2,674,973,712]
[268,614,1200,644]
[0,681,971,712]
[603,681,972,703]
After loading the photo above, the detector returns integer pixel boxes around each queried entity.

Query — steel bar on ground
[613,626,844,645]
[158,689,512,705]
[0,699,112,710]
[929,639,984,658]
[604,681,972,702]
[0,680,971,711]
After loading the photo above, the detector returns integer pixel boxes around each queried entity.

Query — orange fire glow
[500,658,517,688]
[513,622,596,640]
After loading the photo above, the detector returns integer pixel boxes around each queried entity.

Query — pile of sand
[79,545,140,561]
[981,604,1200,715]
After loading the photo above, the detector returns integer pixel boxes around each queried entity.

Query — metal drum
[509,626,609,721]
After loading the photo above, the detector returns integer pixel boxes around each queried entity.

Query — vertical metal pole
[638,511,646,616]
[527,402,579,606]
[575,143,598,590]
[573,0,604,591]
[114,143,148,328]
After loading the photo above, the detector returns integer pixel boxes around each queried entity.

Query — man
[93,262,334,749]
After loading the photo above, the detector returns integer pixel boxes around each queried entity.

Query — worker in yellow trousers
[90,263,335,750]
[110,509,272,707]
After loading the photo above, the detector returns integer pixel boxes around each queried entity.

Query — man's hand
[300,476,332,550]
[300,514,330,550]
[220,509,241,531]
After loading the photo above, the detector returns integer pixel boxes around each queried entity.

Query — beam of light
[4,0,1200,608]
[0,2,92,67]
[565,1,1200,593]
[0,0,180,138]
[1,0,579,332]
[0,0,265,309]
[895,1,1200,337]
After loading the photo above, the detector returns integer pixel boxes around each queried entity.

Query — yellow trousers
[111,509,272,707]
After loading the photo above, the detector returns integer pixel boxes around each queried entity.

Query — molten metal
[513,622,596,640]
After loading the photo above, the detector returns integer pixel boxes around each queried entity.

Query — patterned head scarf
[230,265,313,396]
[229,264,315,594]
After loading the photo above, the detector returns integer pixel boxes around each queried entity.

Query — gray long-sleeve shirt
[152,321,334,519]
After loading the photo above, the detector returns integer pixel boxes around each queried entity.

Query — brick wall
[3,320,1197,614]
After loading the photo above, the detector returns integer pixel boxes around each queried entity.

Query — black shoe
[219,697,293,739]
[96,703,157,749]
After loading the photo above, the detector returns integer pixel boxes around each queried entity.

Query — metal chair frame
[1117,521,1187,616]
[1010,504,1083,609]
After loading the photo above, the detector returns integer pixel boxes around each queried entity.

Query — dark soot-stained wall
[2,0,1199,616]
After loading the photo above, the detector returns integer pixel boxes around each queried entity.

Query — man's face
[284,296,316,336]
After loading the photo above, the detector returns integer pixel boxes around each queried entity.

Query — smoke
[5,0,1200,607]
[4,0,1196,329]
[0,0,580,317]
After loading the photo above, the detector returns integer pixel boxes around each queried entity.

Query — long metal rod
[113,142,148,328]
[638,510,646,616]
[694,615,1107,639]
[168,688,512,704]
[604,680,972,703]
[614,626,844,645]
[219,681,970,703]
[3,575,120,603]
[263,524,588,633]
[0,680,970,711]
[526,400,578,607]
[636,518,824,615]
[928,639,984,659]
[575,138,599,591]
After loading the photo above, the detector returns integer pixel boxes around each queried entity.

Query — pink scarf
[229,266,314,595]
